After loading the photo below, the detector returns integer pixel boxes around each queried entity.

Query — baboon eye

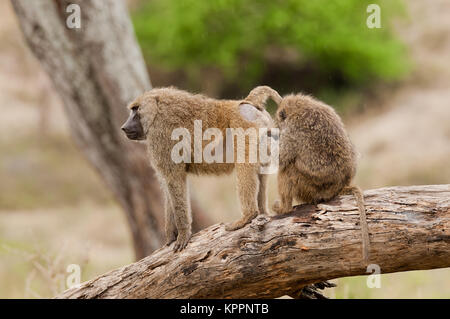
[279,110,286,121]
[131,105,139,112]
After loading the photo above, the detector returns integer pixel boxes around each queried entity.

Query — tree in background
[133,0,409,99]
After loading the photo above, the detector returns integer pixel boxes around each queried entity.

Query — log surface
[57,184,450,299]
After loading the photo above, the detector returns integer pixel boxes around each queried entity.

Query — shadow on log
[57,184,450,299]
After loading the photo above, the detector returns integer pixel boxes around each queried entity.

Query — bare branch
[57,184,450,299]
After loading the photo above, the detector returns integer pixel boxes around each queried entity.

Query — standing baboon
[121,86,281,251]
[272,93,370,262]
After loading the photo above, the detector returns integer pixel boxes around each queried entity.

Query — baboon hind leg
[272,173,293,214]
[226,163,259,231]
[257,173,269,215]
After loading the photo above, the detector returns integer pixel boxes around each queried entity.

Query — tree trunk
[56,184,450,299]
[11,0,209,259]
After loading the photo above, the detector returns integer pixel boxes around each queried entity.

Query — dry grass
[0,134,114,210]
[0,205,133,298]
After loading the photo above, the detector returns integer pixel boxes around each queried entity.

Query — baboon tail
[242,86,282,111]
[342,185,370,263]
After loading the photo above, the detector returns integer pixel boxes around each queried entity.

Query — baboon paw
[225,213,257,231]
[225,221,246,231]
[165,235,177,246]
[272,200,282,213]
[258,206,269,216]
[173,232,191,252]
[165,230,178,246]
[272,200,290,215]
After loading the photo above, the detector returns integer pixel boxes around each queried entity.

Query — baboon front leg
[226,164,259,231]
[272,173,293,214]
[163,188,178,246]
[165,174,192,251]
[257,173,269,215]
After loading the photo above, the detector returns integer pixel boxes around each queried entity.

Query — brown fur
[272,93,370,262]
[124,86,281,251]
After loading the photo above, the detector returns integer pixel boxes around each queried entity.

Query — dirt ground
[0,0,449,298]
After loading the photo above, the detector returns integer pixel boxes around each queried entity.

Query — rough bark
[57,184,450,299]
[11,0,209,259]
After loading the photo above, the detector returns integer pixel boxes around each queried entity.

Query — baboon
[272,93,370,262]
[121,86,281,251]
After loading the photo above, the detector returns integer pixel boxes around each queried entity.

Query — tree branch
[57,184,450,299]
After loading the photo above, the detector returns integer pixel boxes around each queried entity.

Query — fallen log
[57,184,450,298]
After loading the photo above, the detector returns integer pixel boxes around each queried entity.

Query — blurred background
[0,0,449,298]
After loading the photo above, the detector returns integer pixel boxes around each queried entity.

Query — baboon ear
[278,109,287,121]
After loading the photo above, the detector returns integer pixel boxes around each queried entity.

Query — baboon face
[121,93,159,141]
[121,105,145,140]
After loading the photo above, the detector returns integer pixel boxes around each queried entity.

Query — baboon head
[274,96,295,130]
[121,93,159,141]
[275,94,314,130]
[121,104,145,140]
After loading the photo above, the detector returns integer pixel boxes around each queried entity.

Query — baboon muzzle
[121,109,145,140]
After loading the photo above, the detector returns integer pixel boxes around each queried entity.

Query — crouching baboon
[121,86,281,251]
[272,94,370,262]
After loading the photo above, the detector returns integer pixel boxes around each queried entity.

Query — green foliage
[132,0,409,87]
